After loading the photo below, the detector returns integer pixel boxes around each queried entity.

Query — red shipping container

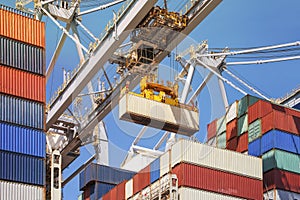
[226,119,238,141]
[207,119,217,141]
[83,185,90,200]
[101,190,110,200]
[248,100,273,124]
[287,115,300,135]
[0,9,45,48]
[261,110,289,135]
[109,186,117,200]
[172,163,262,200]
[133,165,150,195]
[271,104,286,113]
[116,180,126,200]
[226,137,238,151]
[0,65,46,103]
[263,169,300,194]
[285,107,300,118]
[236,133,248,153]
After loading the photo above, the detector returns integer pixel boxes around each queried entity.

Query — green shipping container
[237,95,260,117]
[263,149,300,174]
[248,119,261,143]
[238,114,248,136]
[217,132,226,149]
[216,116,226,135]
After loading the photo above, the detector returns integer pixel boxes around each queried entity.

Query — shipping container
[150,158,160,183]
[216,116,226,135]
[0,8,45,48]
[171,139,262,180]
[285,106,300,118]
[79,163,135,190]
[248,119,261,143]
[84,185,90,200]
[87,182,115,200]
[226,118,237,141]
[173,163,262,199]
[217,131,226,148]
[178,187,246,200]
[264,189,300,200]
[0,151,45,186]
[248,100,273,124]
[207,119,217,140]
[0,94,44,130]
[261,110,289,134]
[263,169,300,193]
[225,101,238,123]
[236,133,248,153]
[0,37,45,75]
[262,149,300,174]
[237,95,259,117]
[125,179,133,199]
[248,138,261,157]
[133,165,150,195]
[0,4,34,18]
[0,180,44,200]
[237,114,248,136]
[119,93,199,136]
[261,130,300,155]
[160,150,170,177]
[0,122,45,157]
[116,180,126,200]
[0,65,45,103]
[287,114,300,135]
[226,137,238,151]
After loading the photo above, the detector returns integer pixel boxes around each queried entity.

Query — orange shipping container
[0,9,45,48]
[226,118,237,141]
[0,65,45,103]
[248,100,273,124]
[236,132,248,153]
[207,119,217,141]
[133,165,150,195]
[261,110,289,135]
[226,137,238,151]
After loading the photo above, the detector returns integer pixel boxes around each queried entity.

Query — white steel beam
[46,0,157,130]
[77,0,126,16]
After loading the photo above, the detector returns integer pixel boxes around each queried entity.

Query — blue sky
[2,0,300,199]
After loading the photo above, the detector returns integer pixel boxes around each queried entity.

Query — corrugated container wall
[264,189,300,200]
[0,8,45,48]
[178,187,245,200]
[0,122,45,157]
[248,100,273,123]
[217,132,226,148]
[248,119,261,143]
[226,118,237,141]
[125,179,133,199]
[237,114,248,136]
[133,165,150,195]
[263,169,300,193]
[0,65,46,103]
[0,180,44,200]
[0,36,45,75]
[150,158,160,183]
[216,116,226,135]
[160,150,170,177]
[0,151,45,186]
[0,94,44,130]
[207,119,217,140]
[173,163,262,200]
[226,101,238,123]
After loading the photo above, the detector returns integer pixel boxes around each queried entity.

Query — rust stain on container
[0,65,45,103]
[172,163,262,200]
[0,9,45,48]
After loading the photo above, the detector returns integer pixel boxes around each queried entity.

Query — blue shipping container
[0,94,44,130]
[248,138,261,157]
[150,158,160,183]
[261,130,300,155]
[79,163,135,190]
[0,123,45,157]
[88,182,116,200]
[0,151,45,186]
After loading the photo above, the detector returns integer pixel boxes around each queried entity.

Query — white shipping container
[125,179,133,199]
[119,93,199,136]
[263,189,300,200]
[226,101,238,123]
[0,180,44,200]
[160,150,170,177]
[171,139,262,180]
[178,187,246,200]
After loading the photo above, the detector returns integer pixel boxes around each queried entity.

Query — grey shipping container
[0,151,45,186]
[0,36,45,75]
[0,94,44,130]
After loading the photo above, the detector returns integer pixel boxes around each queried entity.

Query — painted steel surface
[125,179,133,199]
[237,95,259,118]
[0,37,45,75]
[226,101,238,123]
[133,165,150,195]
[0,180,44,200]
[0,65,46,103]
[0,151,45,186]
[0,94,44,130]
[248,119,261,143]
[237,114,248,136]
[248,100,273,124]
[216,116,226,135]
[264,189,300,200]
[226,118,237,141]
[150,158,160,183]
[0,8,45,48]
[217,132,226,148]
[0,122,45,157]
[207,119,217,140]
[173,163,263,200]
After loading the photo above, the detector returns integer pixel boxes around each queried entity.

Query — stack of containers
[103,139,263,199]
[79,163,135,200]
[247,100,300,198]
[0,4,46,200]
[207,95,260,153]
